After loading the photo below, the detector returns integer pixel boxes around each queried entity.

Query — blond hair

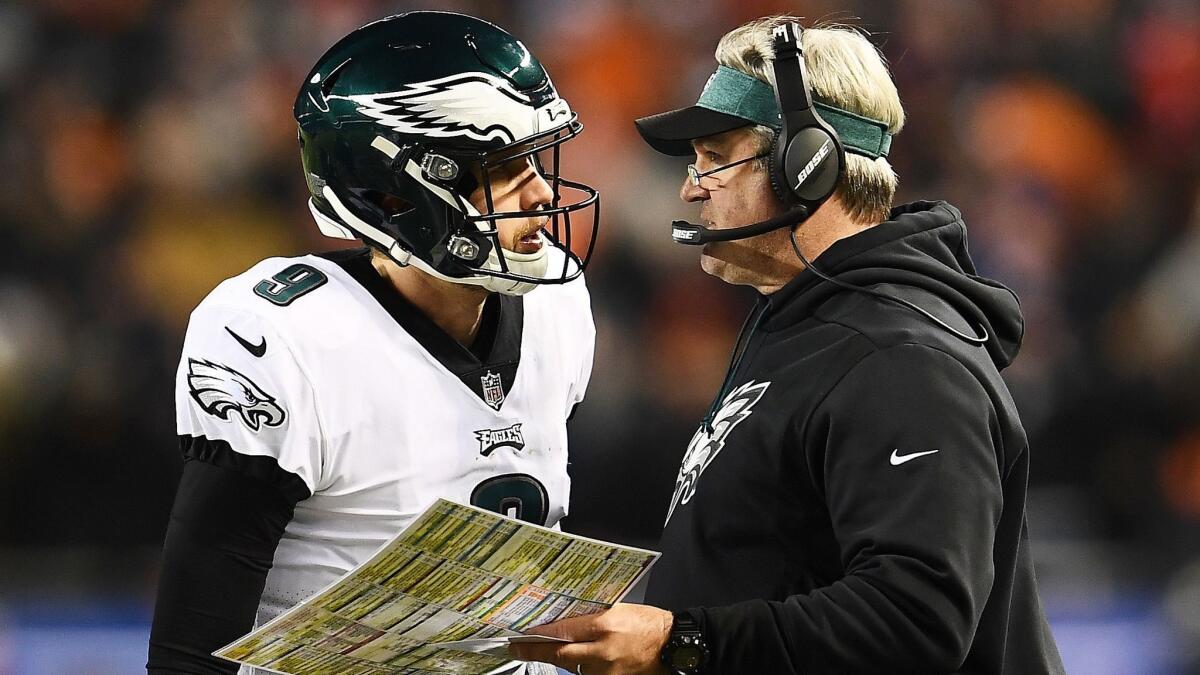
[715,16,905,224]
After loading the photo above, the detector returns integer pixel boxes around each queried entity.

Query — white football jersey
[174,248,593,671]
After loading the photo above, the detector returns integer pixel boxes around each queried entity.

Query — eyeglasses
[687,153,769,186]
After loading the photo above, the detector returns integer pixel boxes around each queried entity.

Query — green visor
[635,65,892,160]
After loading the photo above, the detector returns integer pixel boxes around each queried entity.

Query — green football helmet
[294,11,599,295]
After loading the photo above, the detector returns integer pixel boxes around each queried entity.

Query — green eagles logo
[187,358,286,432]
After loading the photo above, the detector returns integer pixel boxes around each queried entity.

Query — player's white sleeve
[175,301,325,494]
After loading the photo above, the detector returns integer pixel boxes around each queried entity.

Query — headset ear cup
[767,128,794,206]
[783,127,843,205]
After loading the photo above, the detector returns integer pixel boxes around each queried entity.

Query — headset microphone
[670,206,809,245]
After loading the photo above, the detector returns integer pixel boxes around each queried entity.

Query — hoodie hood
[763,200,1024,369]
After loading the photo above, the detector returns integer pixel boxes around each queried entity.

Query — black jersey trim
[179,434,311,503]
[316,248,524,409]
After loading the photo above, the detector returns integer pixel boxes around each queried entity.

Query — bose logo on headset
[794,139,832,190]
[672,226,700,242]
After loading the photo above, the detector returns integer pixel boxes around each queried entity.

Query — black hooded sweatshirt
[645,202,1065,674]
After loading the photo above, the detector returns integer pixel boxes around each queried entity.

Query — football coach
[511,16,1066,675]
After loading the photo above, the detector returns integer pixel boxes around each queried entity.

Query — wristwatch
[660,611,709,674]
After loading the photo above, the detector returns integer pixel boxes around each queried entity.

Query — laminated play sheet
[215,498,659,674]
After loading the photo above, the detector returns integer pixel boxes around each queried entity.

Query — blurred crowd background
[0,0,1198,672]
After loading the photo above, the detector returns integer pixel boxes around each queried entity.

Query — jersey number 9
[471,473,549,526]
[254,264,328,306]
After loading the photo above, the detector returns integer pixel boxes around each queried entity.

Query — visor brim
[634,106,754,157]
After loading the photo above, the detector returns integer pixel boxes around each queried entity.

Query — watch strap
[672,611,702,632]
[662,610,708,674]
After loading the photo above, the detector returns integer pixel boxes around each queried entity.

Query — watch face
[670,645,703,668]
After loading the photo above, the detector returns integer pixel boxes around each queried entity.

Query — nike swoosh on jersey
[890,448,940,466]
[225,326,267,357]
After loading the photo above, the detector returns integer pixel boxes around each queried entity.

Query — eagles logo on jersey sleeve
[186,359,286,431]
[175,299,325,495]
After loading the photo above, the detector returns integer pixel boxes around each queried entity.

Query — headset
[670,22,844,245]
[672,22,989,347]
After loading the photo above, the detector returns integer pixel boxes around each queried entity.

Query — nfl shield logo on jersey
[481,371,505,410]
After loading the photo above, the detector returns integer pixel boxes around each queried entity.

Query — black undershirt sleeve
[147,436,311,674]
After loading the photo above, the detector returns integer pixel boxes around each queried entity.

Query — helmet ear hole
[362,190,415,218]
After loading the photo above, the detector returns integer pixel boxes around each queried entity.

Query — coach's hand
[509,602,673,675]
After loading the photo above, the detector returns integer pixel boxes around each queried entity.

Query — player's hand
[508,602,673,675]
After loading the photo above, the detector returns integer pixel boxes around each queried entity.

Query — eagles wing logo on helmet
[186,358,287,432]
[348,71,546,145]
[665,380,771,524]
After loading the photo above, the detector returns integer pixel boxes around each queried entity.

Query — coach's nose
[680,175,709,203]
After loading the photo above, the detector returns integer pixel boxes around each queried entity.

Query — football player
[147,12,598,675]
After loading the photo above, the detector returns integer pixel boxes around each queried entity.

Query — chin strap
[475,232,556,295]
